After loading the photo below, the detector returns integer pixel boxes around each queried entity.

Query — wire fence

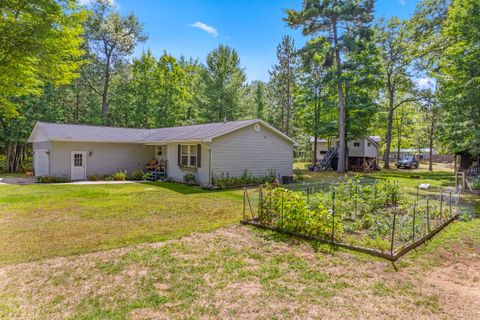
[241,179,462,261]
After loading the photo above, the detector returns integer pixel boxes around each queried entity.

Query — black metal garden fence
[241,178,462,261]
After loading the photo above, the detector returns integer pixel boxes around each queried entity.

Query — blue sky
[106,0,420,82]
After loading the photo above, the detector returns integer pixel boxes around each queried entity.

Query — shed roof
[28,119,298,145]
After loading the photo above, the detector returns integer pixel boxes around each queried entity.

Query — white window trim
[180,144,198,168]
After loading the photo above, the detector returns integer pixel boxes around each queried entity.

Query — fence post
[440,192,443,223]
[355,183,358,217]
[243,187,246,221]
[416,185,419,204]
[307,187,310,207]
[331,188,336,244]
[426,196,430,233]
[390,208,397,255]
[412,205,416,242]
[449,191,452,217]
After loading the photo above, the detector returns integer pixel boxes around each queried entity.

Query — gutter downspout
[203,144,213,187]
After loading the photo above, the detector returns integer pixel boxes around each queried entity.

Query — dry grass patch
[1,220,479,319]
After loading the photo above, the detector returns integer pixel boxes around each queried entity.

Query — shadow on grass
[139,181,208,195]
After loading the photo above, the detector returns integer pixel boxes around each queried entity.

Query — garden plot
[242,176,466,260]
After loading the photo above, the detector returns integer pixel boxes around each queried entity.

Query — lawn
[0,220,479,319]
[0,166,479,319]
[0,182,243,264]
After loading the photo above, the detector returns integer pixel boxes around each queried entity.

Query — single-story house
[310,136,381,161]
[28,119,297,186]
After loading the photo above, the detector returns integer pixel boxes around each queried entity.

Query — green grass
[0,164,479,318]
[0,182,243,264]
[295,162,479,214]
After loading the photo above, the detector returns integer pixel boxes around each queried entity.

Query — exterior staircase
[316,147,337,171]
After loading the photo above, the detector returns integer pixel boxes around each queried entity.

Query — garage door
[34,150,49,177]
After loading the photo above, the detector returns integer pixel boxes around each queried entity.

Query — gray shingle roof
[30,119,296,144]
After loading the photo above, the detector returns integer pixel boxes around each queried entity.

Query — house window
[74,154,83,166]
[180,144,198,168]
[353,142,360,147]
[367,142,371,147]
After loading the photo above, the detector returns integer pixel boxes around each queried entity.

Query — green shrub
[213,170,277,189]
[470,179,480,190]
[37,176,69,183]
[258,185,343,240]
[88,175,99,181]
[143,172,153,181]
[131,170,145,181]
[112,171,127,181]
[184,173,196,184]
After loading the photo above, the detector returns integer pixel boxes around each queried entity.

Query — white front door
[34,149,49,177]
[71,151,86,181]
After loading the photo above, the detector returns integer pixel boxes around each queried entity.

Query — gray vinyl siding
[365,140,379,158]
[49,141,154,178]
[210,123,293,179]
[32,141,53,175]
[165,143,211,186]
[348,140,365,157]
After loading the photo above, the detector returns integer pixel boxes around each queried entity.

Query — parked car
[396,156,419,169]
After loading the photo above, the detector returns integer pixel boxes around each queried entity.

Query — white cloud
[189,22,219,37]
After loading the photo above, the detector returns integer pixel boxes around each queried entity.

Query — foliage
[198,45,246,122]
[254,174,461,253]
[37,176,69,183]
[84,0,147,120]
[0,0,86,116]
[183,173,196,184]
[434,0,480,156]
[285,0,377,172]
[269,35,299,136]
[88,175,100,181]
[112,171,127,181]
[131,170,145,181]
[375,17,418,168]
[259,185,343,239]
[213,170,277,189]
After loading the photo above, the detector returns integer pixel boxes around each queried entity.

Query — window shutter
[177,144,181,166]
[197,144,201,168]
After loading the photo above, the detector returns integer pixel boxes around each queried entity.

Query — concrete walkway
[0,177,144,185]
[0,177,37,185]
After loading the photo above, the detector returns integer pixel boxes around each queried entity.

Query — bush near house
[112,171,127,181]
[131,170,145,180]
[37,176,69,183]
[183,173,196,185]
[213,170,277,189]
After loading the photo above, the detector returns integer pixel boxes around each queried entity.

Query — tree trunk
[313,92,319,164]
[286,62,291,136]
[5,142,22,173]
[397,111,403,160]
[383,87,395,169]
[428,109,435,172]
[333,20,346,173]
[101,53,111,122]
